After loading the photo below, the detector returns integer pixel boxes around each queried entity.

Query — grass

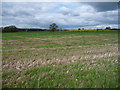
[24,59,118,88]
[2,30,119,88]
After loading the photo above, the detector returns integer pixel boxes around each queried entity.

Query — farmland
[2,30,119,88]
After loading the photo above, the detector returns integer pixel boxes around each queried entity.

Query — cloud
[2,0,119,2]
[2,2,118,29]
[84,2,118,12]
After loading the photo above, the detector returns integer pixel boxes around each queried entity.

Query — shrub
[2,25,18,32]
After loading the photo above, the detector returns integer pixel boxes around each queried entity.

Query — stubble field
[2,30,119,88]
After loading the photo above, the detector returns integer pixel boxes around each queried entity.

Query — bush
[2,25,18,32]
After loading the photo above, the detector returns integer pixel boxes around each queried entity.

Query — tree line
[1,23,59,32]
[1,23,119,33]
[1,25,48,32]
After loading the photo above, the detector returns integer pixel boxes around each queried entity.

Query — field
[2,30,119,88]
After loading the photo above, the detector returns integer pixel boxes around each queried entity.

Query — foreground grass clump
[2,31,118,88]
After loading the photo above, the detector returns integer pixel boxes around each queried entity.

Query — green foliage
[105,26,111,30]
[2,25,18,32]
[49,23,58,32]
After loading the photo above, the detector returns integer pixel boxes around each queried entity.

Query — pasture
[2,30,119,88]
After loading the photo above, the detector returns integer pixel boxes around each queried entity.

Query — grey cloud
[84,2,118,12]
[2,2,118,29]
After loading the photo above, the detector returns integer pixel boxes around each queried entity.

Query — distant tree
[105,26,111,30]
[97,28,99,31]
[78,28,81,30]
[111,28,118,30]
[3,25,18,32]
[82,28,84,30]
[49,23,58,32]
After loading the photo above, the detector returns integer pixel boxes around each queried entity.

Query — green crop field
[2,30,119,88]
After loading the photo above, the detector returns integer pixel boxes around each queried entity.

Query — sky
[2,1,118,30]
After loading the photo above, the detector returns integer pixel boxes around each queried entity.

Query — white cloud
[2,2,118,29]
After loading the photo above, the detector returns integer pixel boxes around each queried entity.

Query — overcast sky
[2,2,118,30]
